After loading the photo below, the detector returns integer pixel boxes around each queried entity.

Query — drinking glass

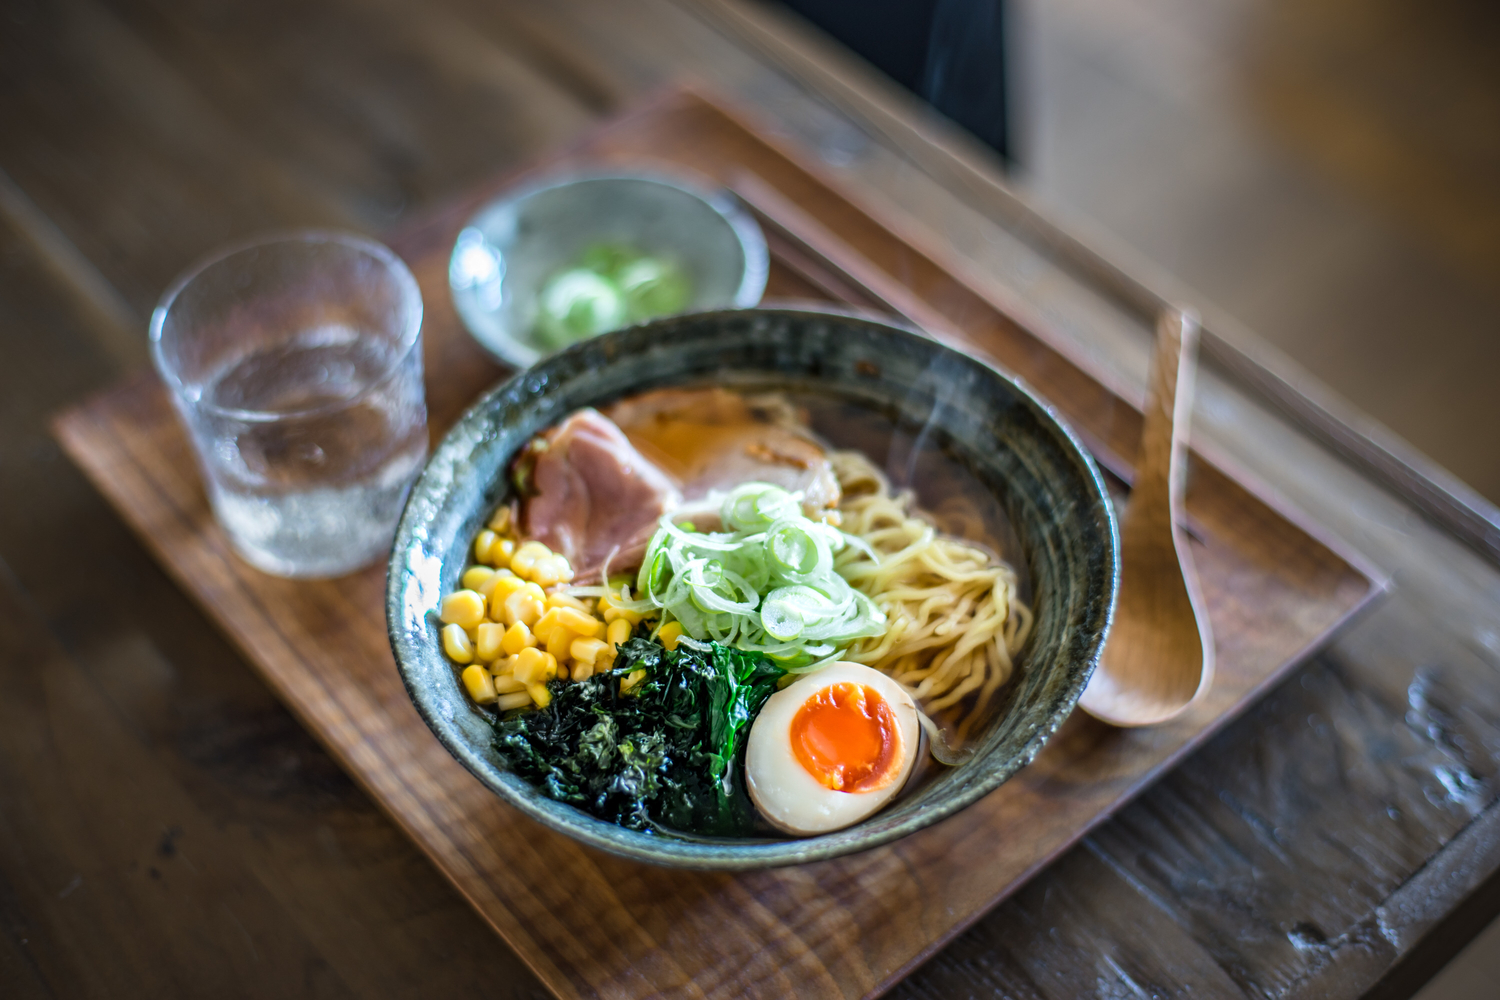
[150,231,428,578]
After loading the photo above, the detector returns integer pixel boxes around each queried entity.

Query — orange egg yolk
[790,682,903,793]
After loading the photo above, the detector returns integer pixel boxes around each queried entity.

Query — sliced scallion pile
[534,242,690,349]
[612,483,886,670]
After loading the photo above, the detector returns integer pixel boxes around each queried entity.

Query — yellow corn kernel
[462,665,497,704]
[518,581,545,609]
[657,621,684,651]
[499,588,545,628]
[552,606,603,639]
[556,662,570,681]
[572,662,595,682]
[462,566,496,592]
[494,673,526,694]
[492,654,518,676]
[487,506,512,533]
[512,647,549,685]
[529,556,564,588]
[497,690,532,711]
[440,590,488,630]
[476,568,513,598]
[488,575,527,619]
[545,592,588,612]
[509,557,538,583]
[536,554,574,586]
[475,622,506,662]
[494,574,529,599]
[474,530,498,564]
[602,603,645,627]
[546,627,578,663]
[492,537,515,563]
[526,682,552,709]
[620,668,647,694]
[442,623,474,664]
[606,618,632,650]
[509,540,552,579]
[531,607,563,644]
[571,637,608,666]
[500,621,537,656]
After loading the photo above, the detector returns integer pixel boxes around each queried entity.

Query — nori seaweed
[491,635,785,836]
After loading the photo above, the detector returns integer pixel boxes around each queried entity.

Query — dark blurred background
[776,0,1500,514]
[779,0,1013,163]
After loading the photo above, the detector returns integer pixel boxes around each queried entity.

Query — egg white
[746,661,920,836]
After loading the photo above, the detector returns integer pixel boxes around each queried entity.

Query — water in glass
[194,324,427,577]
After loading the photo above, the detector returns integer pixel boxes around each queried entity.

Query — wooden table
[3,1,1499,998]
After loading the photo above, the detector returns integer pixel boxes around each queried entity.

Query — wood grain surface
[6,1,1500,998]
[54,89,1379,1000]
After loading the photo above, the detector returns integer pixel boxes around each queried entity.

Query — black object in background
[775,0,1012,165]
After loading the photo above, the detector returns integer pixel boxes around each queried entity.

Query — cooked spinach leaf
[491,635,784,836]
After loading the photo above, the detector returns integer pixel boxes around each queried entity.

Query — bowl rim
[448,169,770,368]
[386,306,1118,870]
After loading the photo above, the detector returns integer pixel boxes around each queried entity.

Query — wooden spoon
[1079,308,1215,727]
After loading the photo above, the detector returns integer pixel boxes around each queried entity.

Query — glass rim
[149,229,424,423]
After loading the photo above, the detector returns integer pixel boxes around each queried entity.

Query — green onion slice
[628,483,886,670]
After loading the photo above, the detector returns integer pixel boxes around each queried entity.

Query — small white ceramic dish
[448,172,769,368]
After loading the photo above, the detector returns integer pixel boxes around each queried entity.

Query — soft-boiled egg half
[746,662,920,836]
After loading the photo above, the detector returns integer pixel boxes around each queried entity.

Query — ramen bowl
[387,308,1117,870]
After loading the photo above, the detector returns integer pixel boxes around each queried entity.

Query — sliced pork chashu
[603,388,840,513]
[518,409,682,583]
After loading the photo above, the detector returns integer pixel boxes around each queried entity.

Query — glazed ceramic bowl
[387,308,1117,869]
[448,172,768,368]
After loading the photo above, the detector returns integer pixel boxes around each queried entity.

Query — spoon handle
[1134,309,1198,524]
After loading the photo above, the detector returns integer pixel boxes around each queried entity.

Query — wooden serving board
[55,87,1384,1000]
